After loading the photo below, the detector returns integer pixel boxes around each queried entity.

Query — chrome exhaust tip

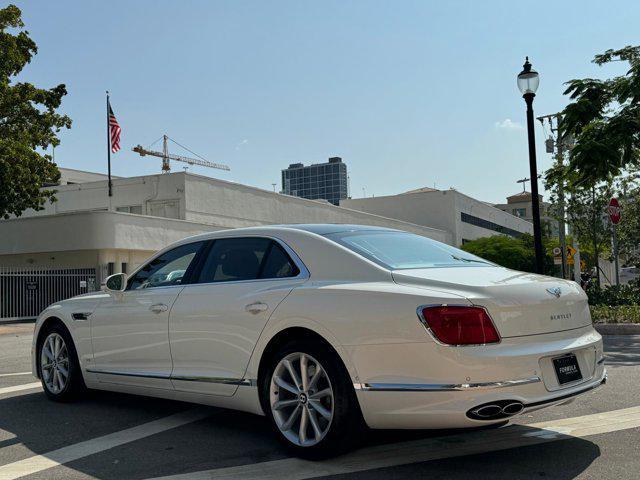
[472,405,503,419]
[502,402,524,415]
[467,400,525,420]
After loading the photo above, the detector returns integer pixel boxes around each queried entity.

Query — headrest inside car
[220,249,260,279]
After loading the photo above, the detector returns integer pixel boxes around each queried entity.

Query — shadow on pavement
[603,335,640,367]
[0,388,602,480]
[0,389,192,458]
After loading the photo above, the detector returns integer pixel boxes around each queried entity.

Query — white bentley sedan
[32,225,606,457]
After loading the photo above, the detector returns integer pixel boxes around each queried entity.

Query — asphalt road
[0,324,638,480]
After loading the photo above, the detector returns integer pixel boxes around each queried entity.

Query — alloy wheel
[269,352,334,447]
[40,332,70,394]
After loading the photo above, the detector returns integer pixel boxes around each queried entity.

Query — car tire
[37,324,86,402]
[260,338,364,459]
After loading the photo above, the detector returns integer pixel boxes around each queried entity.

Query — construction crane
[132,135,230,174]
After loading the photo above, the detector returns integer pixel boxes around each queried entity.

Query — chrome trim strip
[71,312,92,321]
[86,369,170,380]
[524,370,607,408]
[86,369,258,386]
[354,376,541,392]
[171,375,254,386]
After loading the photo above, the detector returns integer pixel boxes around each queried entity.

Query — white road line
[0,383,41,396]
[0,407,212,480]
[148,405,640,480]
[0,373,32,378]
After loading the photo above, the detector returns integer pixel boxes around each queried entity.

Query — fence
[0,266,98,322]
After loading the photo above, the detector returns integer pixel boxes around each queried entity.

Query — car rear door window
[197,238,300,283]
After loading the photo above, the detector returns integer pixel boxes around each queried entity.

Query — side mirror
[104,273,127,293]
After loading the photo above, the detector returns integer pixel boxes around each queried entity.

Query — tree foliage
[557,46,640,187]
[0,4,71,219]
[616,173,640,265]
[460,234,554,273]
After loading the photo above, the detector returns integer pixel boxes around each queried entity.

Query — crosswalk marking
[0,382,41,396]
[0,408,212,480]
[147,405,640,480]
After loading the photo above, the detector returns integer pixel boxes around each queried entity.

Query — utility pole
[537,113,569,279]
[592,186,601,287]
[574,238,582,284]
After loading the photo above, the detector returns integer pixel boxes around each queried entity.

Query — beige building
[494,191,559,238]
[0,169,449,278]
[341,187,533,246]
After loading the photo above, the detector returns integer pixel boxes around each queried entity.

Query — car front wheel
[262,340,363,458]
[38,325,85,402]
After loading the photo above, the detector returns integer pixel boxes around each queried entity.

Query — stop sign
[606,198,622,224]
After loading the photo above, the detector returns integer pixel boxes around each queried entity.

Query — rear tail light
[417,305,500,346]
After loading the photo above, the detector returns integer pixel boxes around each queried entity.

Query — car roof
[272,224,401,235]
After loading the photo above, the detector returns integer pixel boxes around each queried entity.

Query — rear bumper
[348,326,605,429]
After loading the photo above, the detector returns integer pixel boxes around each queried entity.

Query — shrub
[460,235,551,273]
[585,282,640,306]
[590,305,640,324]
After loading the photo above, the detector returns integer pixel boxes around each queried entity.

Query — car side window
[127,241,204,290]
[197,238,299,283]
[260,242,300,279]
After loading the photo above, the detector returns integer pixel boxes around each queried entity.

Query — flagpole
[106,90,113,197]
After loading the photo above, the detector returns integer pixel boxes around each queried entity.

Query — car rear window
[325,231,493,270]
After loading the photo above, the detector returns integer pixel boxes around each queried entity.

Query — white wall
[58,168,114,185]
[14,171,448,243]
[19,174,186,218]
[342,191,458,240]
[0,211,220,256]
[183,175,450,242]
[454,192,533,245]
[342,190,533,246]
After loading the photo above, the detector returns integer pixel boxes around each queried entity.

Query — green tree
[557,46,640,187]
[0,4,71,219]
[615,173,640,266]
[460,235,552,273]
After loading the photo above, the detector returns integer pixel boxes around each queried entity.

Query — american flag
[108,102,121,153]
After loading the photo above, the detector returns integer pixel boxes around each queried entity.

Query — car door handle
[245,302,268,314]
[149,303,168,313]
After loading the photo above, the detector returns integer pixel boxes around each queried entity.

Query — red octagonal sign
[606,198,622,225]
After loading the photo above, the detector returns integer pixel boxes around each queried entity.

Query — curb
[594,323,640,335]
[0,318,36,325]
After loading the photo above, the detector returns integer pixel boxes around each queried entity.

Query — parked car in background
[31,225,606,458]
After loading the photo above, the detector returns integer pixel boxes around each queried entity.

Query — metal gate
[0,267,98,322]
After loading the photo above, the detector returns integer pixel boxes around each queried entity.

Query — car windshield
[325,231,494,270]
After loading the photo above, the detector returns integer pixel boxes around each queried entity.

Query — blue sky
[13,0,638,203]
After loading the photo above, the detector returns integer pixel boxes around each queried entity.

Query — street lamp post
[518,57,545,275]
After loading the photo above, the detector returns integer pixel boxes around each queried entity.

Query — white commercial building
[341,187,533,246]
[0,169,449,277]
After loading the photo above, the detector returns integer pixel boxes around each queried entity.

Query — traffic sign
[606,198,622,224]
[566,245,576,259]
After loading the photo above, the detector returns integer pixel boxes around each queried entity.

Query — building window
[460,212,522,238]
[281,158,348,205]
[116,205,143,215]
[107,262,115,276]
[512,208,527,218]
[121,263,128,274]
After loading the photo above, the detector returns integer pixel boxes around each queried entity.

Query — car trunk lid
[393,266,592,338]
